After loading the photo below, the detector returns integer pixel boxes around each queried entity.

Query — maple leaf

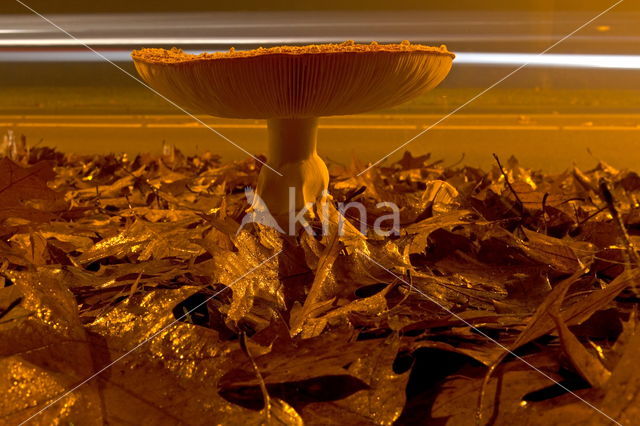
[196,224,284,326]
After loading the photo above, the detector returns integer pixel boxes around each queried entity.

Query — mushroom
[131,41,454,218]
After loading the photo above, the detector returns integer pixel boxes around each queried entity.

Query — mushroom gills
[254,117,329,217]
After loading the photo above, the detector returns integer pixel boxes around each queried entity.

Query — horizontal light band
[0,29,43,34]
[0,49,639,69]
[1,34,640,46]
[1,37,385,46]
[455,52,640,69]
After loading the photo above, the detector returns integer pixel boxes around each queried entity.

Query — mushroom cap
[132,41,454,119]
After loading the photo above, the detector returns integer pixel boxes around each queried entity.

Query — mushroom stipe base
[255,117,329,217]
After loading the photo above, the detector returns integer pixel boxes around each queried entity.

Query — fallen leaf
[0,159,67,222]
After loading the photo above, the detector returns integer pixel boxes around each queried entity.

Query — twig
[444,152,466,169]
[492,153,525,216]
[240,333,272,420]
[576,205,608,226]
[115,159,165,209]
[599,178,640,266]
[540,192,549,233]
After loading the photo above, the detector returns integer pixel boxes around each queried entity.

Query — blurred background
[1,0,639,170]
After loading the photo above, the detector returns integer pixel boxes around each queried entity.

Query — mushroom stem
[254,117,329,217]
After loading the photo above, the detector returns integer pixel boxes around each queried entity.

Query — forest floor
[1,140,639,425]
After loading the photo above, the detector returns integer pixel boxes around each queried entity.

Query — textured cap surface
[132,41,454,119]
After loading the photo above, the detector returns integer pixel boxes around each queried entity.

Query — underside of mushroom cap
[132,41,454,119]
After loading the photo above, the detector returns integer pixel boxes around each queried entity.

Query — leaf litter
[1,142,640,425]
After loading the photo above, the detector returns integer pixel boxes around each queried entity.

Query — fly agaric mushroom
[132,41,454,217]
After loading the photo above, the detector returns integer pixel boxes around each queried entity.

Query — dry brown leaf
[403,209,475,254]
[596,316,640,425]
[78,219,204,264]
[290,209,342,337]
[550,311,611,388]
[0,158,67,222]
